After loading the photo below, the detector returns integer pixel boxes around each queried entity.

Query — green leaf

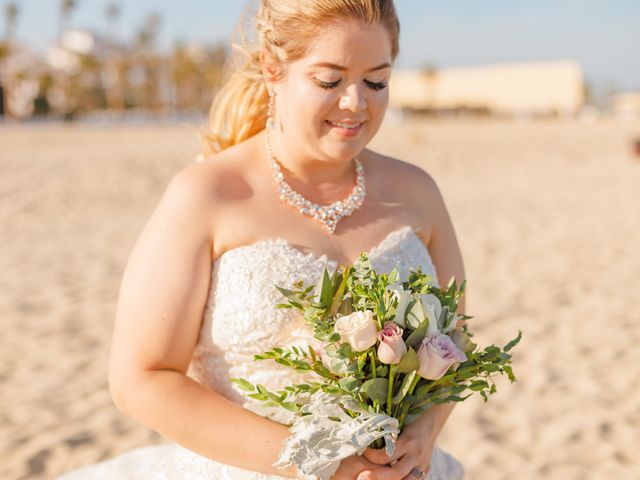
[318,267,334,308]
[405,316,430,349]
[361,377,389,404]
[338,295,354,316]
[504,330,522,352]
[392,370,417,405]
[281,402,299,412]
[388,268,399,286]
[229,378,255,392]
[469,380,488,391]
[309,345,317,363]
[274,285,304,303]
[330,267,350,317]
[504,365,516,382]
[394,347,419,373]
[338,376,360,392]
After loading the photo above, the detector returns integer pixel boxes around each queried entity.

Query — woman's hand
[356,416,437,480]
[330,453,390,480]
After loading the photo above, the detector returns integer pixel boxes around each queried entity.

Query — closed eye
[314,79,341,89]
[313,78,388,91]
[364,80,388,91]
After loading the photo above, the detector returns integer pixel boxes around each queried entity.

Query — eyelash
[314,79,388,91]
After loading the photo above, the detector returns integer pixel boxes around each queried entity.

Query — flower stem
[370,350,379,412]
[398,374,421,429]
[386,364,395,415]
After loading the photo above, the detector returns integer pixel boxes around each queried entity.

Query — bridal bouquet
[231,254,521,480]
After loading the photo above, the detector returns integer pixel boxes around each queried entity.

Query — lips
[326,120,364,129]
[325,120,364,138]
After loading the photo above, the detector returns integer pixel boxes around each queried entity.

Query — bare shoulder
[365,149,443,205]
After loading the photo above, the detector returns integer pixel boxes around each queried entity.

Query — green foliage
[237,255,522,428]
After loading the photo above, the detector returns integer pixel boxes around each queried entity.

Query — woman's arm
[107,165,297,478]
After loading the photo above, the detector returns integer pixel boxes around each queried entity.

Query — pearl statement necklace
[264,133,366,234]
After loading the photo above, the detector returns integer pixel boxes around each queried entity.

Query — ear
[259,50,280,84]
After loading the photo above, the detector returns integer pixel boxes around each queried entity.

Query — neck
[263,130,357,203]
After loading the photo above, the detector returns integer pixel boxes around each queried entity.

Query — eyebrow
[310,62,391,73]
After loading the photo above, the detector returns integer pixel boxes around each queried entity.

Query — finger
[364,440,406,465]
[366,455,415,480]
[401,464,431,480]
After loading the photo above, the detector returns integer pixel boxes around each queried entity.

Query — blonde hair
[200,0,400,157]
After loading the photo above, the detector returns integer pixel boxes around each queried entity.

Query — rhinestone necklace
[264,133,366,234]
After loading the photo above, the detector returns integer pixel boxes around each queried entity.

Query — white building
[390,60,585,117]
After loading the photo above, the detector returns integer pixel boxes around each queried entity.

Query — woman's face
[272,20,393,165]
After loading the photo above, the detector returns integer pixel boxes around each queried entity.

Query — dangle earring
[267,89,277,129]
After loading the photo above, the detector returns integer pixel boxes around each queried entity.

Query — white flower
[419,293,442,336]
[388,285,414,328]
[333,310,378,352]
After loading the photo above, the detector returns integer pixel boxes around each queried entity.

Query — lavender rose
[334,310,378,352]
[416,333,467,380]
[376,321,407,364]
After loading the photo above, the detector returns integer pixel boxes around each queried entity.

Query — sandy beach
[1,117,639,479]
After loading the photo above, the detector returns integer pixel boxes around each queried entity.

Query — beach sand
[1,117,639,479]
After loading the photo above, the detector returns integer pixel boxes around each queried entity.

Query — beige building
[390,60,585,116]
[610,92,640,119]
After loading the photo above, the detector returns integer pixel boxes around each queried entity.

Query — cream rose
[416,333,467,380]
[333,310,378,352]
[376,321,407,364]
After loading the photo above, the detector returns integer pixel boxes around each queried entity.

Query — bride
[58,1,466,479]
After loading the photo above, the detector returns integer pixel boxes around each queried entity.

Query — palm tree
[105,2,120,40]
[59,0,78,36]
[104,2,125,110]
[3,2,18,44]
[134,12,162,111]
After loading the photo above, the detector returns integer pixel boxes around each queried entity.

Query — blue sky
[7,0,639,91]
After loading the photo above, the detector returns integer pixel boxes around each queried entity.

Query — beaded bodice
[186,225,440,424]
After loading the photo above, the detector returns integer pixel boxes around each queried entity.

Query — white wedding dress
[58,225,465,480]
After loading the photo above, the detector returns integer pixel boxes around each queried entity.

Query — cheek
[290,84,337,123]
[369,91,389,117]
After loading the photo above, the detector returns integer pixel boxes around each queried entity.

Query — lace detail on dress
[57,225,464,480]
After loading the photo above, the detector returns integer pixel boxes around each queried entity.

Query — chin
[324,141,367,162]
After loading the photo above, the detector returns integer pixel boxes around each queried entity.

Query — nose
[339,83,367,112]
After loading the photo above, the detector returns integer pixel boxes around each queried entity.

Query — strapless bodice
[186,225,440,425]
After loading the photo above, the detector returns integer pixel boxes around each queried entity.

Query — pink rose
[376,321,407,364]
[416,333,467,380]
[334,310,378,352]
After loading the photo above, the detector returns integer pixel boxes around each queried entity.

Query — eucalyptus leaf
[392,370,417,405]
[338,376,360,392]
[361,378,389,404]
[394,347,419,373]
[405,317,430,349]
